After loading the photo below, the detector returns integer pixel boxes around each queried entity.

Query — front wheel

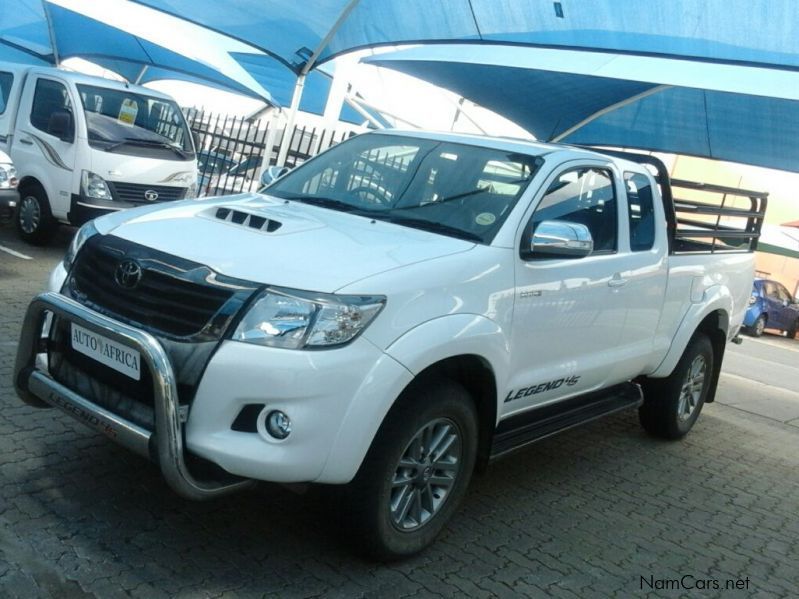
[343,378,478,560]
[639,333,714,440]
[750,315,766,337]
[16,185,58,245]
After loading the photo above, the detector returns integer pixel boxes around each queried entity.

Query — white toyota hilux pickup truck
[15,131,766,559]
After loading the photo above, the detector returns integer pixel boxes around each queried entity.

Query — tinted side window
[530,167,617,254]
[624,172,656,251]
[764,282,778,298]
[0,71,12,115]
[30,78,72,135]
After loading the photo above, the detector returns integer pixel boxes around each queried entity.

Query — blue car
[744,278,799,338]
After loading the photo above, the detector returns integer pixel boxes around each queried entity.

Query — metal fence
[183,108,357,197]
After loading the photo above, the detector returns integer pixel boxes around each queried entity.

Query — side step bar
[490,382,643,460]
[14,292,254,500]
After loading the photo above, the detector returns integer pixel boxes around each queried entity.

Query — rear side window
[30,78,72,134]
[624,172,656,251]
[530,167,618,254]
[0,71,13,114]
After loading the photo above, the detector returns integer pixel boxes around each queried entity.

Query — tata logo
[144,189,159,201]
[114,260,142,289]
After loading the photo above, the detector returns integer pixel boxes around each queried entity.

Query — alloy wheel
[389,418,461,531]
[678,354,706,421]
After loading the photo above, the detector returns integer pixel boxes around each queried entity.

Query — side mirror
[47,110,74,143]
[191,130,201,152]
[260,165,289,187]
[529,220,593,258]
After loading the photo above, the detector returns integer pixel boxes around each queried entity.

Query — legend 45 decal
[504,376,580,403]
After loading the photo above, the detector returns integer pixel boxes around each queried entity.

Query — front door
[505,163,629,416]
[13,75,77,220]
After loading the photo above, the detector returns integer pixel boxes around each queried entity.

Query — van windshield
[267,133,543,244]
[77,84,194,161]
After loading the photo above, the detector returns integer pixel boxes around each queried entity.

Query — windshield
[267,133,542,244]
[77,84,194,161]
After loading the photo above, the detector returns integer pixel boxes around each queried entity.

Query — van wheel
[343,378,477,560]
[16,184,58,245]
[639,333,714,440]
[750,315,766,337]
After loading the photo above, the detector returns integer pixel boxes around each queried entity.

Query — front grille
[108,182,187,204]
[67,235,258,339]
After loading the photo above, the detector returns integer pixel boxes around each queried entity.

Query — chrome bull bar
[14,291,253,500]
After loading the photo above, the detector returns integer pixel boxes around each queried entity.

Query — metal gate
[183,108,357,197]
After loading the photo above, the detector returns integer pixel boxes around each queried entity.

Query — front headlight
[63,220,99,271]
[0,163,18,189]
[748,295,757,306]
[81,170,113,200]
[232,287,385,349]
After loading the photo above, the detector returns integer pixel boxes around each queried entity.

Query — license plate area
[48,317,155,411]
[70,324,141,380]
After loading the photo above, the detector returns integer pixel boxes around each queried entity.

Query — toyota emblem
[144,189,159,201]
[115,260,142,289]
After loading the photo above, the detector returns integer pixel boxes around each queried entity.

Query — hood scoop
[212,207,282,233]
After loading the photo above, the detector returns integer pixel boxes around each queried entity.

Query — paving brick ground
[1,222,798,598]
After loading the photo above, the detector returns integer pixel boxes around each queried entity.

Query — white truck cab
[15,130,765,559]
[0,62,197,244]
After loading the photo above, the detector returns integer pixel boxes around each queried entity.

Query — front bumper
[743,304,761,327]
[14,292,253,500]
[0,188,19,219]
[68,194,134,226]
[16,285,415,492]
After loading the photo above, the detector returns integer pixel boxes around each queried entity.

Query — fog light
[265,410,291,439]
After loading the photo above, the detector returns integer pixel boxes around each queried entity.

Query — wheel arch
[17,175,46,196]
[650,305,729,401]
[402,354,498,470]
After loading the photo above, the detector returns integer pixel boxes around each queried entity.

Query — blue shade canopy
[366,45,799,173]
[0,0,273,102]
[132,0,799,72]
[231,52,383,125]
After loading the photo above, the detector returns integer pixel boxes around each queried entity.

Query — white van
[0,62,197,244]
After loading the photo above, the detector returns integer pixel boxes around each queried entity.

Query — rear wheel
[342,378,478,560]
[639,333,714,440]
[16,184,58,245]
[787,319,798,340]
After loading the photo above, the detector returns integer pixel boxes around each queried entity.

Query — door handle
[608,274,628,288]
[18,138,33,145]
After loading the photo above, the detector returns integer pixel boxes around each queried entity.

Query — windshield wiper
[280,195,370,214]
[391,178,529,213]
[392,186,491,212]
[380,215,482,243]
[104,137,188,158]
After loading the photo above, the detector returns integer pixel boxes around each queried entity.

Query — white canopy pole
[551,85,671,142]
[41,0,60,66]
[276,74,305,166]
[276,0,362,166]
[134,65,149,84]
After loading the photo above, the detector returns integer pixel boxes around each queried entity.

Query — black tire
[342,378,478,560]
[787,319,798,340]
[639,333,714,440]
[749,315,766,337]
[16,183,58,245]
